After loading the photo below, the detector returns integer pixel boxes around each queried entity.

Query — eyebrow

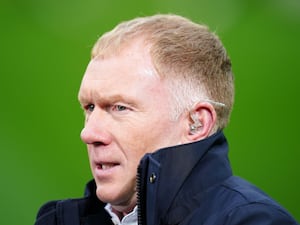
[78,91,138,108]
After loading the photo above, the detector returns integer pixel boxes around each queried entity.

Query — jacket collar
[139,131,232,224]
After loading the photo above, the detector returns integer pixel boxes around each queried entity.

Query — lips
[92,156,121,180]
[99,163,117,170]
[94,160,120,171]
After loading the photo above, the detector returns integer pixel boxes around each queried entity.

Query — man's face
[78,43,185,212]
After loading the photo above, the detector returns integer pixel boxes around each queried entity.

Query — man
[35,14,298,225]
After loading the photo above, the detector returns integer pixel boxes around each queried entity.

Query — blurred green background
[0,0,299,224]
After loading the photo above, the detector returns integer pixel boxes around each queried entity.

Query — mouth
[93,159,121,179]
[97,163,118,170]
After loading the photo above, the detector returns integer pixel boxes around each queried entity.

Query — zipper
[136,154,149,225]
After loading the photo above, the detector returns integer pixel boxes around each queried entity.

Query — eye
[85,104,95,112]
[111,104,128,112]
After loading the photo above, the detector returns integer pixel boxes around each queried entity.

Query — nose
[80,110,112,146]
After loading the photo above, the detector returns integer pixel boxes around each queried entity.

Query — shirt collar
[105,203,138,225]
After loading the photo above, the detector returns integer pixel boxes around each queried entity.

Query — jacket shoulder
[224,202,299,225]
[35,200,58,225]
[220,176,299,224]
[34,196,113,225]
[178,176,299,225]
[34,198,84,225]
[185,201,299,225]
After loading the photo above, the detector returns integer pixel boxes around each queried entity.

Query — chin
[96,185,121,204]
[96,187,113,203]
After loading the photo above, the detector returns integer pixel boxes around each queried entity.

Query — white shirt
[104,204,138,225]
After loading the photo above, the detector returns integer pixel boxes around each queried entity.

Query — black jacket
[35,132,299,225]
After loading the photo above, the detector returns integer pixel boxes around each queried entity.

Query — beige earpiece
[189,113,202,134]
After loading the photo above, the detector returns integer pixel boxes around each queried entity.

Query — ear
[183,102,217,142]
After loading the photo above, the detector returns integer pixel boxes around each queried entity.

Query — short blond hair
[91,14,234,130]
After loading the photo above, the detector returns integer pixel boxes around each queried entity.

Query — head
[78,14,234,214]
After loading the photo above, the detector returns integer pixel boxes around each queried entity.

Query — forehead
[78,44,169,104]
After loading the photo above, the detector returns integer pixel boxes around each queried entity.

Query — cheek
[124,126,165,158]
[121,131,156,168]
[116,113,180,161]
[126,137,152,160]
